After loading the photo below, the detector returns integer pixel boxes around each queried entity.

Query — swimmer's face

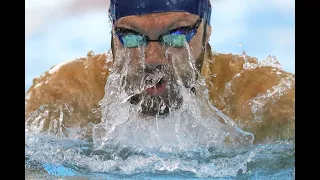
[111,12,211,117]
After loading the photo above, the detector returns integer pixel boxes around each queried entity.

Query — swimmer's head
[108,0,212,117]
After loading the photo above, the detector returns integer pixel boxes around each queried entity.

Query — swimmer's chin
[140,105,171,117]
[128,93,183,117]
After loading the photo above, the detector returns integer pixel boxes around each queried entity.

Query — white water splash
[91,42,253,154]
[243,55,282,70]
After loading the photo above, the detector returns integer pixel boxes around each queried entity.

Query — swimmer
[25,0,294,143]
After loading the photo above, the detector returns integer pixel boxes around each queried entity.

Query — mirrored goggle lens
[120,34,146,48]
[161,34,187,47]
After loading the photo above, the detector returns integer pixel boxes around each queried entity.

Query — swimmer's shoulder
[204,52,295,142]
[25,50,113,115]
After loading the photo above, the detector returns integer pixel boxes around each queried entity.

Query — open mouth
[145,78,167,96]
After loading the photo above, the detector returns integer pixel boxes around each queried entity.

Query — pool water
[25,133,294,179]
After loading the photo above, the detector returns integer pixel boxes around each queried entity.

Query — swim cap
[109,0,211,25]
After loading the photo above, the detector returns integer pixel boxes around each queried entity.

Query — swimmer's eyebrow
[114,27,142,35]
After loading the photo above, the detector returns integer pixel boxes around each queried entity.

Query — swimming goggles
[115,17,202,48]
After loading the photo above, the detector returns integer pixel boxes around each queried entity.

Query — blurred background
[25,0,295,91]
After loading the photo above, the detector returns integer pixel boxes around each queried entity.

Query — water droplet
[39,105,44,111]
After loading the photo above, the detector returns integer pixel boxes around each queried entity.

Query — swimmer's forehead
[114,12,200,30]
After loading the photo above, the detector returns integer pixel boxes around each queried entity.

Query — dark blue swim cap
[109,0,211,25]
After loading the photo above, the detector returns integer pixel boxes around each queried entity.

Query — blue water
[25,133,294,180]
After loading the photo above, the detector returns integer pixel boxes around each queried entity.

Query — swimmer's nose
[144,42,167,67]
